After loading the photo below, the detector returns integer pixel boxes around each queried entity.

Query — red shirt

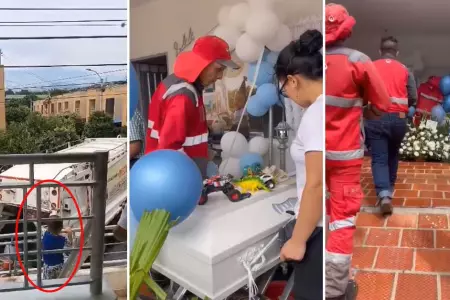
[145,74,208,159]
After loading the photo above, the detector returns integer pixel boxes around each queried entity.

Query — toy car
[260,174,276,189]
[199,175,251,205]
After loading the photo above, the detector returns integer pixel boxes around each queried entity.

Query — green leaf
[130,210,171,300]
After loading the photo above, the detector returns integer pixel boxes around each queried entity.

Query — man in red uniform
[365,36,418,216]
[325,4,391,300]
[145,36,239,177]
[415,76,443,125]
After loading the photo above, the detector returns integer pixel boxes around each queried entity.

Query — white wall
[130,0,322,70]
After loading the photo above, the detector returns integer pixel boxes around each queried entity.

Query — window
[75,101,81,113]
[89,99,96,113]
[64,102,69,111]
[51,103,55,114]
[58,102,62,112]
[105,98,115,116]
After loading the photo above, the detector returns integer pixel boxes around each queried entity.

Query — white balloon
[247,0,276,10]
[248,136,270,155]
[228,2,251,31]
[274,4,288,23]
[245,10,280,45]
[266,24,293,52]
[235,33,264,63]
[213,26,241,50]
[221,151,231,159]
[219,158,242,178]
[220,131,249,158]
[217,6,231,26]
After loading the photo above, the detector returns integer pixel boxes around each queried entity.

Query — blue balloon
[263,50,279,66]
[256,83,279,107]
[443,95,450,113]
[440,75,450,96]
[206,161,219,178]
[247,61,275,87]
[247,96,270,117]
[431,105,446,123]
[129,64,139,117]
[240,153,264,173]
[130,150,203,224]
[408,106,416,118]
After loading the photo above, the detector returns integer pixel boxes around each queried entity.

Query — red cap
[325,4,356,46]
[174,36,240,83]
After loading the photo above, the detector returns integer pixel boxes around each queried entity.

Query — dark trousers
[364,113,407,199]
[293,227,323,300]
[279,222,323,300]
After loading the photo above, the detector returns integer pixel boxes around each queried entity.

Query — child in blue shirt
[41,213,73,280]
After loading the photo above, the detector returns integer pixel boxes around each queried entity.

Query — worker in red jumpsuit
[145,36,239,177]
[325,4,391,300]
[414,76,443,126]
[365,36,418,216]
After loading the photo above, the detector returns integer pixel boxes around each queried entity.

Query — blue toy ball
[247,61,274,87]
[240,152,264,174]
[408,106,416,118]
[206,161,219,178]
[440,75,450,96]
[129,64,139,117]
[130,150,203,224]
[443,95,450,113]
[129,209,139,251]
[431,105,446,124]
[247,96,270,117]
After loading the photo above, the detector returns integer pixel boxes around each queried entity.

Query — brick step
[353,212,450,300]
[355,271,450,300]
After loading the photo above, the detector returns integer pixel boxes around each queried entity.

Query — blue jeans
[364,113,407,200]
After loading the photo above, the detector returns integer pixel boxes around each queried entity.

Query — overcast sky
[1,0,127,91]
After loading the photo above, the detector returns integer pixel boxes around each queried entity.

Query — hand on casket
[280,238,306,262]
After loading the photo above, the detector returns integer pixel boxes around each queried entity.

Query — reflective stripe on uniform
[325,251,352,264]
[391,97,408,105]
[162,82,199,107]
[329,216,356,232]
[148,128,208,147]
[326,95,365,161]
[148,120,154,128]
[326,96,363,108]
[420,92,442,103]
[326,149,364,161]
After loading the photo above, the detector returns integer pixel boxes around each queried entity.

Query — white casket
[153,179,297,300]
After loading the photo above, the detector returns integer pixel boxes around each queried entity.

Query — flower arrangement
[400,119,450,162]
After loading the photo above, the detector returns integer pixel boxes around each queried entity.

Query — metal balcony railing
[0,225,127,276]
[0,152,108,295]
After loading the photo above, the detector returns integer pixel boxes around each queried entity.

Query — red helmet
[325,4,356,46]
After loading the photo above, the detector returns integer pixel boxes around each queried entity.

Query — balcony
[0,152,125,299]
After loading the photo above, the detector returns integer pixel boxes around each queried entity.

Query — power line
[5,82,110,90]
[0,24,125,27]
[4,63,127,68]
[0,19,127,24]
[31,93,127,101]
[7,69,127,88]
[0,8,126,11]
[0,35,126,40]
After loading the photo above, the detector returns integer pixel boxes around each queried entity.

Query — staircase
[353,158,450,300]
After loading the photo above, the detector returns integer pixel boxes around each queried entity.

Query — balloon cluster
[219,132,270,178]
[214,1,294,118]
[440,75,450,113]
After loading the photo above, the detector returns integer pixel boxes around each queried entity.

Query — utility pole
[0,49,6,130]
[87,68,104,112]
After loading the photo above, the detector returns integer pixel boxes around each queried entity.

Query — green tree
[83,111,116,138]
[6,105,31,124]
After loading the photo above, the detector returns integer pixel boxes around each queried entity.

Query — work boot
[345,279,358,300]
[379,197,393,216]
